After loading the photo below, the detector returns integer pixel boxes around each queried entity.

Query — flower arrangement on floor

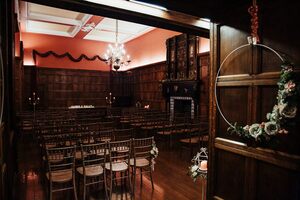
[188,148,208,181]
[150,142,159,170]
[227,62,299,144]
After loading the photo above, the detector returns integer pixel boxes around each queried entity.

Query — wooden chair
[114,128,134,141]
[77,142,108,200]
[156,123,173,149]
[45,145,77,200]
[105,139,132,200]
[93,129,114,143]
[179,123,209,158]
[130,137,155,193]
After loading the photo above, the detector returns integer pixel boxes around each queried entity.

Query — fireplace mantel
[161,79,200,99]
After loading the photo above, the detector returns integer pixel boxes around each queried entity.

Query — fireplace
[170,96,194,121]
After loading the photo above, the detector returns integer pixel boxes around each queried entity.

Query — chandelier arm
[116,19,118,45]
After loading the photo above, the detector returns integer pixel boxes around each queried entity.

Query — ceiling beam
[24,0,210,38]
[74,15,104,39]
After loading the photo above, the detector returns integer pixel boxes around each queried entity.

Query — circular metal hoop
[214,43,284,128]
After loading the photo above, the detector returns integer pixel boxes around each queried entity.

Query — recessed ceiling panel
[19,2,155,43]
[28,3,83,20]
[84,29,128,43]
[96,18,152,34]
[27,20,73,37]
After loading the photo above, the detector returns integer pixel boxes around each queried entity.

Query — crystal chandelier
[104,19,131,71]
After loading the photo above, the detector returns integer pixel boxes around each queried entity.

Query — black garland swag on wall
[32,49,107,64]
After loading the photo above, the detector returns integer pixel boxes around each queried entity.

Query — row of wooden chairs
[45,137,155,200]
[40,128,135,148]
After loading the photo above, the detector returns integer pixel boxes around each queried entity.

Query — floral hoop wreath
[214,42,298,144]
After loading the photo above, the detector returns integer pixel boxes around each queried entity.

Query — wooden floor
[14,135,206,200]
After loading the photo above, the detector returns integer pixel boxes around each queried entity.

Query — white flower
[264,121,279,135]
[191,165,198,172]
[249,123,262,139]
[284,81,296,93]
[267,105,280,121]
[192,172,198,178]
[279,103,297,118]
[243,125,250,131]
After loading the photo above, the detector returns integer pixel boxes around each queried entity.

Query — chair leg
[149,167,154,190]
[104,172,108,200]
[140,168,143,185]
[133,167,136,194]
[83,177,86,200]
[49,181,52,200]
[128,169,133,199]
[73,176,78,200]
[110,171,113,200]
[190,145,194,158]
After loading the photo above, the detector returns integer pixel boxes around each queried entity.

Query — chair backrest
[79,131,93,144]
[114,128,134,141]
[80,142,107,170]
[100,121,114,130]
[42,135,62,149]
[108,139,131,164]
[46,145,76,173]
[93,129,114,143]
[80,122,101,132]
[132,137,154,160]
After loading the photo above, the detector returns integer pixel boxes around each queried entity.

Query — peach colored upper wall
[123,29,180,70]
[199,37,210,53]
[21,30,210,71]
[21,32,110,71]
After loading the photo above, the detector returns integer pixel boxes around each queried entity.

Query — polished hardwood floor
[14,135,206,200]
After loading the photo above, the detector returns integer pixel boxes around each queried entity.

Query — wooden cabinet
[166,33,199,80]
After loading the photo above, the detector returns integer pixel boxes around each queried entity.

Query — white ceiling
[19,2,155,43]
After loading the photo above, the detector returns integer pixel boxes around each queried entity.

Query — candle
[199,160,207,171]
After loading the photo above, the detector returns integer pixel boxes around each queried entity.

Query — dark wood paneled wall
[208,1,300,199]
[13,58,24,112]
[23,67,111,109]
[111,71,133,107]
[130,62,166,111]
[198,52,209,118]
[1,0,18,199]
[22,64,165,110]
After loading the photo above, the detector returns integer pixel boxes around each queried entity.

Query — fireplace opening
[170,96,194,121]
[174,99,191,116]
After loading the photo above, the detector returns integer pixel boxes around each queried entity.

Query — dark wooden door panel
[214,150,246,200]
[209,3,300,198]
[217,87,249,140]
[256,161,300,200]
[220,26,252,76]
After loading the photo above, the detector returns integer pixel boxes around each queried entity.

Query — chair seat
[77,165,103,176]
[46,169,73,183]
[157,131,171,135]
[105,162,128,172]
[45,143,56,149]
[100,138,111,142]
[180,135,209,144]
[129,158,150,167]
